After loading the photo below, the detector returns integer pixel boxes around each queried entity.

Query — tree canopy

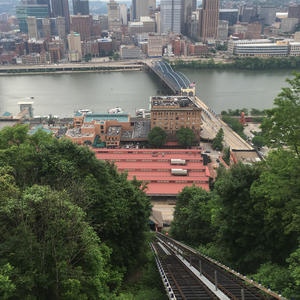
[170,72,300,299]
[0,126,151,299]
[261,72,300,156]
[212,128,224,151]
[176,127,195,148]
[147,127,167,148]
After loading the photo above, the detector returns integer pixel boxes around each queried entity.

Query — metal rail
[156,233,285,300]
[152,240,218,299]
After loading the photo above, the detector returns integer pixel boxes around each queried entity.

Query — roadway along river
[0,68,296,117]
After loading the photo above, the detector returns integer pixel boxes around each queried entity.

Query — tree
[222,147,230,165]
[213,163,265,273]
[112,53,120,61]
[84,53,92,62]
[261,72,300,156]
[176,127,195,148]
[0,126,151,286]
[0,175,114,299]
[212,128,224,151]
[251,150,300,265]
[221,115,246,139]
[252,135,265,148]
[147,127,167,148]
[171,186,215,246]
[0,264,15,300]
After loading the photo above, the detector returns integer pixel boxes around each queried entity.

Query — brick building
[150,96,202,141]
[70,14,92,41]
[67,113,150,147]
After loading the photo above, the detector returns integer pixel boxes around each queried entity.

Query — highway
[194,96,253,150]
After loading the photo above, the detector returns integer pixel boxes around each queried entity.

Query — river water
[0,69,295,117]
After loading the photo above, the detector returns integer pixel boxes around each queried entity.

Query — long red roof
[94,149,210,195]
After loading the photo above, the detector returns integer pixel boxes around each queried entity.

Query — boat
[77,109,93,115]
[108,107,124,114]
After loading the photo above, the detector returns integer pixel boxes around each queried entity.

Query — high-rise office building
[67,31,82,61]
[219,9,238,26]
[160,0,183,34]
[155,11,160,33]
[288,4,300,21]
[132,0,156,20]
[51,0,70,32]
[16,4,49,32]
[73,0,89,16]
[259,6,276,26]
[27,16,38,39]
[239,5,258,23]
[182,0,196,34]
[217,19,228,40]
[107,0,121,32]
[70,14,92,41]
[56,16,66,38]
[37,0,51,15]
[199,0,219,41]
[120,4,128,25]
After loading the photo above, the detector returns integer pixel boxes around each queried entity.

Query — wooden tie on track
[153,241,218,300]
[156,233,282,300]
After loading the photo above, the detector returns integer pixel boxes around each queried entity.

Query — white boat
[77,109,93,115]
[108,107,124,114]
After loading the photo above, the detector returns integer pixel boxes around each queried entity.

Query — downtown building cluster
[2,0,300,64]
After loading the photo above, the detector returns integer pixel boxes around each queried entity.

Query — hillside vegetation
[0,126,156,299]
[171,73,300,299]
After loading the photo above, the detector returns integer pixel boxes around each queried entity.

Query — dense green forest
[171,56,300,70]
[171,73,300,298]
[0,127,165,299]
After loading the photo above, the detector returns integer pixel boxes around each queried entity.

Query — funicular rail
[152,240,218,299]
[155,233,284,300]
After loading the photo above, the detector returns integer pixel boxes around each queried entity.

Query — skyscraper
[160,0,183,34]
[288,4,300,20]
[120,4,128,25]
[107,0,121,32]
[68,31,82,61]
[132,0,156,20]
[27,16,38,39]
[199,0,219,41]
[183,0,196,34]
[73,0,89,15]
[51,0,70,32]
[70,14,92,41]
[16,3,49,32]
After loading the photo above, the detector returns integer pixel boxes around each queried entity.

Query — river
[0,69,295,117]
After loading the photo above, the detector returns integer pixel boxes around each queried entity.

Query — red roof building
[93,149,211,198]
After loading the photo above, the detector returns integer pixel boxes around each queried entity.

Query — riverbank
[0,67,142,76]
[0,63,143,75]
[170,56,300,71]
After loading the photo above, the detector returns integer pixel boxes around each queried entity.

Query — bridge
[147,60,253,151]
[147,60,192,94]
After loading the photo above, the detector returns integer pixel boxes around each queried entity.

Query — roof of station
[93,148,210,196]
[84,114,129,123]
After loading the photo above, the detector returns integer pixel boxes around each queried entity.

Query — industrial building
[93,148,211,198]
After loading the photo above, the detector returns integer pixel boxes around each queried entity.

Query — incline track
[153,240,218,299]
[154,233,283,300]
